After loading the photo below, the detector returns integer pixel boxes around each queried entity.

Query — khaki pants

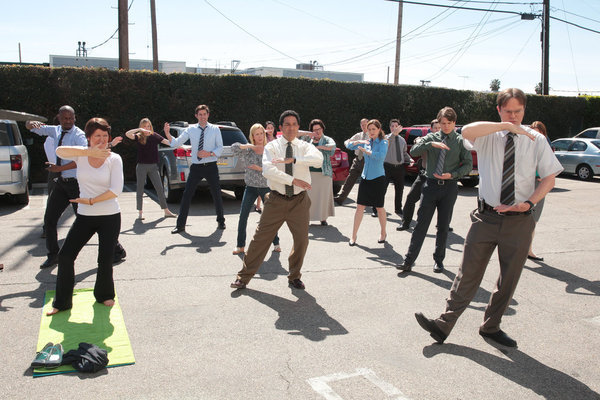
[236,191,311,284]
[435,208,535,335]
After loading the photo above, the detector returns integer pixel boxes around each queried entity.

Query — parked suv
[0,119,30,204]
[574,127,600,139]
[158,121,249,202]
[402,125,479,187]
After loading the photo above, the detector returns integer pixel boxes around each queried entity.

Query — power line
[203,0,302,63]
[550,15,600,34]
[89,0,135,51]
[385,0,527,16]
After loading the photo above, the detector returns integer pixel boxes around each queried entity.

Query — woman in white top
[47,118,124,316]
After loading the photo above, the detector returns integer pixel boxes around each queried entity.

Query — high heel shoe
[349,240,356,247]
[378,234,387,244]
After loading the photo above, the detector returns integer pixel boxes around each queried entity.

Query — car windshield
[0,122,16,146]
[591,140,600,150]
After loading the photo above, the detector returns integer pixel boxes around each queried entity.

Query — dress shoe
[218,222,226,230]
[448,227,454,232]
[171,226,185,234]
[348,240,356,247]
[479,329,517,348]
[377,234,387,244]
[230,279,246,289]
[289,279,305,290]
[415,312,447,344]
[40,256,58,269]
[371,211,378,218]
[320,220,328,226]
[334,197,344,206]
[396,224,410,231]
[527,255,544,261]
[396,260,414,271]
[433,262,444,273]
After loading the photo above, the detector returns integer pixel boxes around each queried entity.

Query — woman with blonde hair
[125,118,176,220]
[528,120,550,261]
[231,123,280,254]
[346,119,389,246]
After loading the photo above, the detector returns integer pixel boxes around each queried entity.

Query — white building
[49,55,186,73]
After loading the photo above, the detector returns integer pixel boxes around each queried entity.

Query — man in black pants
[398,107,472,274]
[383,119,412,216]
[334,118,368,205]
[26,106,88,269]
[166,104,225,233]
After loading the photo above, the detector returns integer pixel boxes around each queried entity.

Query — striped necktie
[197,126,206,159]
[434,137,447,175]
[500,133,516,205]
[285,141,294,196]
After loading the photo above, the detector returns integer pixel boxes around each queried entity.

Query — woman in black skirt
[346,119,389,246]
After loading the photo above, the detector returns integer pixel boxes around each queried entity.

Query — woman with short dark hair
[47,118,124,316]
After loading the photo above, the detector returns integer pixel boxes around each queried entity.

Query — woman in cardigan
[125,118,176,220]
[47,118,123,315]
[231,123,280,255]
[303,119,336,226]
[346,119,389,246]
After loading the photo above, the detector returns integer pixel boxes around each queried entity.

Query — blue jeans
[237,186,280,248]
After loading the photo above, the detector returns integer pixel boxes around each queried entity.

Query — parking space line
[307,368,410,400]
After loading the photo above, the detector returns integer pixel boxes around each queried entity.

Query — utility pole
[393,1,403,85]
[541,0,550,95]
[150,0,159,71]
[118,0,129,70]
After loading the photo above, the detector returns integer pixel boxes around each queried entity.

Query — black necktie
[395,135,402,163]
[501,133,516,205]
[285,142,294,197]
[197,126,206,159]
[56,130,68,166]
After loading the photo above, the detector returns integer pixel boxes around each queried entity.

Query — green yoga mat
[34,288,135,377]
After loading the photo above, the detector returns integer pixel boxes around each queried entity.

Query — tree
[490,79,501,92]
[535,82,543,95]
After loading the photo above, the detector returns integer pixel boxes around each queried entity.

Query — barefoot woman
[47,118,123,315]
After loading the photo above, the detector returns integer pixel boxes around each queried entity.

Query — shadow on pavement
[159,229,225,255]
[422,343,600,399]
[525,261,600,296]
[230,288,348,341]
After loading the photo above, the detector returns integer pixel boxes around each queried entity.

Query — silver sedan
[551,138,600,180]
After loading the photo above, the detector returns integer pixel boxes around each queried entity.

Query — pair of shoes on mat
[31,342,63,369]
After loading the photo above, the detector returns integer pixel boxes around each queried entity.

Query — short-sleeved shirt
[63,151,124,216]
[464,126,563,206]
[134,132,164,164]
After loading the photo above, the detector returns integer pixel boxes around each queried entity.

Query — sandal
[232,247,245,255]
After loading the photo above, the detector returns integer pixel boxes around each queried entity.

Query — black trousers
[176,162,225,228]
[337,157,364,201]
[44,178,79,257]
[405,179,458,264]
[384,162,406,214]
[52,213,121,311]
[402,172,426,227]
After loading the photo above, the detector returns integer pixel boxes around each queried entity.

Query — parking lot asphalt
[1,175,599,400]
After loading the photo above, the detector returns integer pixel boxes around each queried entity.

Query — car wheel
[332,183,341,196]
[162,169,182,203]
[459,178,479,188]
[576,164,593,181]
[15,185,29,205]
[234,187,245,200]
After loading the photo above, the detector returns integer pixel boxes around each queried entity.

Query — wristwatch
[524,200,534,210]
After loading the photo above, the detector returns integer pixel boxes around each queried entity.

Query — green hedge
[1,65,598,183]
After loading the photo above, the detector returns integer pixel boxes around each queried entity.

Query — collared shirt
[411,130,472,180]
[384,133,412,165]
[300,134,336,177]
[231,142,268,188]
[169,122,223,164]
[346,137,388,180]
[344,131,369,159]
[31,125,87,179]
[262,136,323,195]
[464,126,563,207]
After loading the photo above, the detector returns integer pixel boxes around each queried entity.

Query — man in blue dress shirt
[166,105,225,233]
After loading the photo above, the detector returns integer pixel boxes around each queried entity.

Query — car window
[569,141,587,152]
[0,123,11,146]
[552,140,570,151]
[220,128,248,146]
[578,129,598,139]
[406,129,424,145]
[591,140,600,150]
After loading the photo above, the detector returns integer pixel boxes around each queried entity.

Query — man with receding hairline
[414,88,563,348]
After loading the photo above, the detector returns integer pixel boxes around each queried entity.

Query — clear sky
[2,0,599,96]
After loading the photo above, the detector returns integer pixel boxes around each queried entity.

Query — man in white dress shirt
[414,88,563,348]
[231,110,323,290]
